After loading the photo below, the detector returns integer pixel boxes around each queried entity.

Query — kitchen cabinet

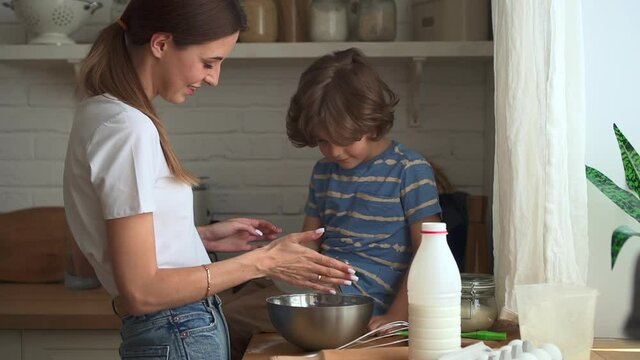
[0,330,21,359]
[0,284,121,360]
[0,41,493,126]
[22,330,119,360]
[0,330,120,360]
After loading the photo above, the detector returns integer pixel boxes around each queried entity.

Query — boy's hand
[198,218,282,252]
[368,311,407,334]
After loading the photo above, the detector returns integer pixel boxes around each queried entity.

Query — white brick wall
[0,1,495,232]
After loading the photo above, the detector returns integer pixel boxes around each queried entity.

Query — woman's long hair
[78,0,246,185]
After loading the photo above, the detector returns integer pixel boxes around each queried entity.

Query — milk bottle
[408,222,461,360]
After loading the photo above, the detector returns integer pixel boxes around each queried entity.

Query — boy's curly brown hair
[286,48,399,147]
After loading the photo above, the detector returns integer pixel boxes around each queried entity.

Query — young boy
[225,48,441,359]
[286,47,442,329]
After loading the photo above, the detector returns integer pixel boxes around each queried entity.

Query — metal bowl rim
[265,293,374,308]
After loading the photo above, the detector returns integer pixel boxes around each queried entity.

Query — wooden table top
[0,283,120,330]
[242,333,640,360]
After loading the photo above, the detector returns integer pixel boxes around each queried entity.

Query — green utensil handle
[461,330,507,341]
[394,330,507,341]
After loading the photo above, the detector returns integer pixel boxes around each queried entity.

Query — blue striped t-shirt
[305,141,441,315]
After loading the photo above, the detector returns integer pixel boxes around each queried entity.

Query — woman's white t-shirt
[63,94,210,297]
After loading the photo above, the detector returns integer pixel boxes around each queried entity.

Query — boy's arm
[367,213,441,331]
[301,215,323,251]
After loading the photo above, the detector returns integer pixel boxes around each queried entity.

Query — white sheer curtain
[492,0,589,321]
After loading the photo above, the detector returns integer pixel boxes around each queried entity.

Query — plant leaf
[611,225,640,269]
[586,165,640,223]
[614,124,640,197]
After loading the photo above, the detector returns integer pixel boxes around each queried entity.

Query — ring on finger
[317,274,322,281]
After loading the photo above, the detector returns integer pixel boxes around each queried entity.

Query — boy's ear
[149,33,173,59]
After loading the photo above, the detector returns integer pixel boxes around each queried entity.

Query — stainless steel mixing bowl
[266,293,374,351]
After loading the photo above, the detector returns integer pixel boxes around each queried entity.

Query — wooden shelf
[231,41,493,59]
[0,41,493,61]
[0,41,493,127]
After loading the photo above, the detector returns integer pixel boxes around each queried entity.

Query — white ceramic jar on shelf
[309,0,349,42]
[356,0,396,41]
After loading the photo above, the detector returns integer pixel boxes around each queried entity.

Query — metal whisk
[336,321,409,350]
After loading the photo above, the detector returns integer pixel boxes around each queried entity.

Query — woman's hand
[198,218,282,253]
[255,228,357,293]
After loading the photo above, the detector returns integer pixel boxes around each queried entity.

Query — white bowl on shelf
[5,0,103,45]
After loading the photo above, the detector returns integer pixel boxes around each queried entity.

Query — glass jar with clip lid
[309,0,349,41]
[356,0,396,41]
[239,0,279,42]
[461,273,498,332]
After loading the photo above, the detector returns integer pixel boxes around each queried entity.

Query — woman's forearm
[119,249,265,315]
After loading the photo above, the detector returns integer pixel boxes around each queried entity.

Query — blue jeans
[119,295,230,360]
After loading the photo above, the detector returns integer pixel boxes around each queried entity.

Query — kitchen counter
[0,283,120,330]
[3,283,639,359]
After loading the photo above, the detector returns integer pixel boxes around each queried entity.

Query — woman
[63,0,356,359]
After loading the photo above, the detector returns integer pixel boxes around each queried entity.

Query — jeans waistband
[112,295,222,319]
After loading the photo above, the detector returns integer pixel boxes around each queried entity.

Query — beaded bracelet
[201,264,211,299]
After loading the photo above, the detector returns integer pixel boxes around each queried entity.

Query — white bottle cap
[422,222,447,232]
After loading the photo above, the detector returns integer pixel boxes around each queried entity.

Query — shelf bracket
[68,60,81,77]
[408,57,426,128]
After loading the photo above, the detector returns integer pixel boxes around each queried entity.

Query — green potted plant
[585,123,640,338]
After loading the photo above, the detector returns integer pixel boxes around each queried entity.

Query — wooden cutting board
[270,347,408,360]
[0,207,69,283]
